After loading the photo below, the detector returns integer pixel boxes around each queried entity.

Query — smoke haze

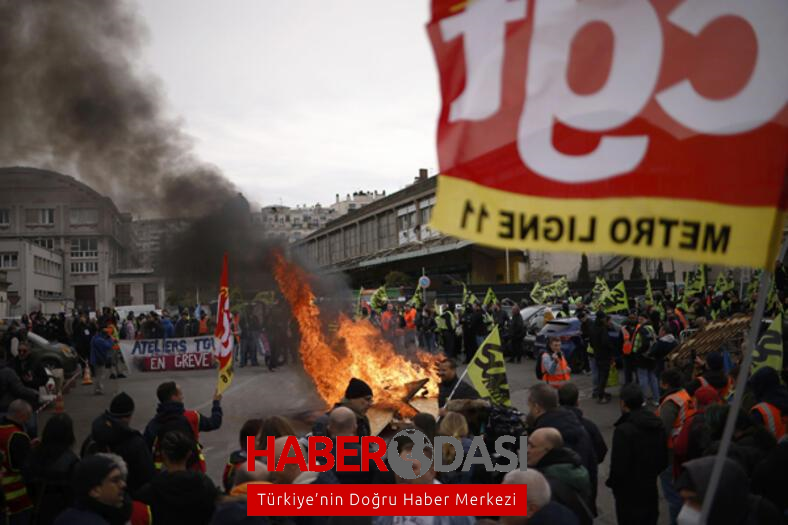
[0,0,235,217]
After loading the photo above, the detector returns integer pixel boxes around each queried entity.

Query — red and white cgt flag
[215,253,234,394]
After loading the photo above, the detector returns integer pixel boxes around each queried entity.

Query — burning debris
[272,252,440,417]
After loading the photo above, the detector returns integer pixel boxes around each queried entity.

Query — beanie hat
[694,386,719,407]
[74,455,118,503]
[109,392,135,418]
[345,378,373,399]
[705,351,724,371]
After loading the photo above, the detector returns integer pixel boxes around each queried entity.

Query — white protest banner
[119,336,218,372]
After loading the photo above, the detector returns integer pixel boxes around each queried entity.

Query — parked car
[522,304,579,356]
[19,332,80,376]
[534,314,623,371]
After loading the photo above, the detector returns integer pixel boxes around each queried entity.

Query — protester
[53,454,131,525]
[632,312,659,406]
[588,312,613,403]
[527,428,593,525]
[320,406,381,484]
[373,435,474,525]
[270,436,338,486]
[211,461,270,525]
[508,304,525,363]
[501,469,579,525]
[89,392,155,496]
[312,378,373,438]
[675,456,782,525]
[748,366,788,441]
[143,382,223,473]
[558,383,607,464]
[24,413,79,525]
[90,327,114,396]
[136,431,219,525]
[222,418,263,494]
[657,368,695,524]
[607,384,668,525]
[526,384,597,513]
[0,365,39,412]
[673,385,722,473]
[687,351,732,399]
[0,400,34,524]
[437,358,480,408]
[541,337,571,388]
[436,412,473,484]
[257,416,296,449]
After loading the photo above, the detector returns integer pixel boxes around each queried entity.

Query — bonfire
[273,252,440,416]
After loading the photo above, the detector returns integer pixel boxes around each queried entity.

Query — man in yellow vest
[0,399,34,523]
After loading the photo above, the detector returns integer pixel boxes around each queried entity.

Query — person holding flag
[437,358,479,409]
[443,326,511,410]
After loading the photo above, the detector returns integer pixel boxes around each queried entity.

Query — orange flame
[273,252,440,414]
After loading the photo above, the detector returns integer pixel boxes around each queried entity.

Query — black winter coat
[24,448,79,525]
[567,407,607,463]
[531,408,598,506]
[91,411,155,495]
[136,470,219,525]
[607,408,667,496]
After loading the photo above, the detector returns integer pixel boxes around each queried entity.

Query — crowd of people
[0,266,785,524]
[1,366,782,525]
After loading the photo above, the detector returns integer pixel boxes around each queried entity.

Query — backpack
[535,350,545,380]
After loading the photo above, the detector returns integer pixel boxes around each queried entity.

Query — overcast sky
[135,0,440,209]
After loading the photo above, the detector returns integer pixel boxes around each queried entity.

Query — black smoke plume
[0,0,235,216]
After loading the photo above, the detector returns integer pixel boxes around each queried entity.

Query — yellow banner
[431,176,785,269]
[465,326,511,407]
[752,313,783,375]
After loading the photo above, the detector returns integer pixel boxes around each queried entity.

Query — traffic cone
[82,365,93,386]
[54,393,64,413]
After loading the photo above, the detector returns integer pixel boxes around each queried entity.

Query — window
[70,261,98,274]
[143,283,158,305]
[69,208,98,225]
[25,208,55,225]
[34,290,60,299]
[115,284,132,306]
[33,238,55,250]
[70,238,98,258]
[0,209,9,226]
[0,252,18,269]
[34,256,61,277]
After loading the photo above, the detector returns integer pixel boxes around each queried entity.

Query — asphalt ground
[44,356,670,524]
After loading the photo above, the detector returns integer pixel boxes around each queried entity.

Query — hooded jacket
[681,456,783,525]
[136,470,219,525]
[535,447,593,525]
[607,408,667,494]
[91,411,155,495]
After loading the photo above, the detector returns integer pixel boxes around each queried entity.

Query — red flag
[427,0,788,268]
[215,253,234,394]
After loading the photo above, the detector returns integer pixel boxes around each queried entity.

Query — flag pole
[699,234,786,524]
[442,364,472,410]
